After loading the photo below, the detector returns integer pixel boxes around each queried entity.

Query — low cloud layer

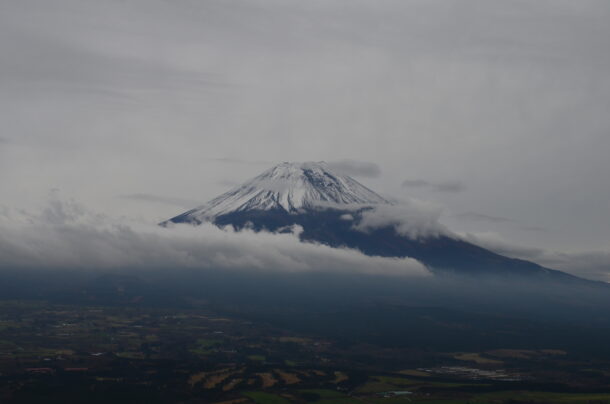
[0,195,429,278]
[2,193,608,282]
[353,200,450,240]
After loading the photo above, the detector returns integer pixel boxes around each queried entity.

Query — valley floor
[1,300,610,403]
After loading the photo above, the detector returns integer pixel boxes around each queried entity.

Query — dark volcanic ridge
[162,161,588,283]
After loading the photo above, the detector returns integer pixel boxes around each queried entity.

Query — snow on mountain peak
[177,161,389,221]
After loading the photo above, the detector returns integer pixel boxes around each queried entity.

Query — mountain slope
[210,208,581,281]
[163,161,586,281]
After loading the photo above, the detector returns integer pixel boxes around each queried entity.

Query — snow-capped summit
[170,162,389,222]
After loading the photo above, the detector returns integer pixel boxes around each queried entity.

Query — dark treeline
[2,267,610,357]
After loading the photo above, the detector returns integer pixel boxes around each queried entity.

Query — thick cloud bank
[0,195,429,277]
[353,200,450,240]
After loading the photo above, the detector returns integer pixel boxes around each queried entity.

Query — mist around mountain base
[2,195,610,360]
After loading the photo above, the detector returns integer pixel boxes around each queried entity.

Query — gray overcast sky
[1,0,609,274]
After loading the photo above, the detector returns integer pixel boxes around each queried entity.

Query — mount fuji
[166,161,388,221]
[163,161,581,281]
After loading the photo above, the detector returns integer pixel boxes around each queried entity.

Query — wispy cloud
[435,181,466,193]
[120,194,199,209]
[209,158,272,166]
[402,179,466,193]
[327,160,381,178]
[401,180,429,188]
[353,199,450,240]
[520,225,548,232]
[456,212,512,223]
[455,213,549,232]
[460,232,610,282]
